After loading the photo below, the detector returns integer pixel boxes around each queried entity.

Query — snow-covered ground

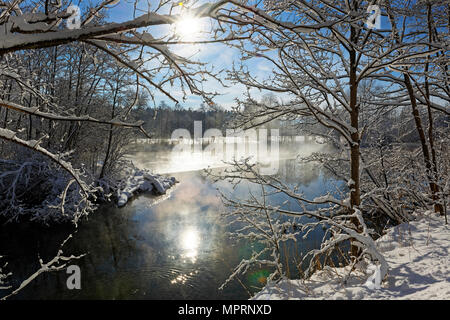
[116,169,178,207]
[253,212,449,300]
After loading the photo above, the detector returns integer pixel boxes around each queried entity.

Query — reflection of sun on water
[169,228,201,285]
[170,270,199,285]
[180,228,200,263]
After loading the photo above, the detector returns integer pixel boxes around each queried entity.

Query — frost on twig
[208,159,389,294]
[0,256,12,291]
[0,154,97,225]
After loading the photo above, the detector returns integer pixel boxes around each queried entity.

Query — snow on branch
[0,1,229,54]
[0,256,11,291]
[208,158,389,292]
[0,233,85,300]
[0,128,91,197]
[0,99,151,138]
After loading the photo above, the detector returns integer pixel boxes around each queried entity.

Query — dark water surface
[0,142,344,299]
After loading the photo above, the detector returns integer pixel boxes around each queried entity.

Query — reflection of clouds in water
[137,242,158,266]
[150,174,223,220]
[135,171,225,267]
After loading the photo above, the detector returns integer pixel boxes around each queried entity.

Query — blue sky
[101,0,259,110]
[76,0,394,111]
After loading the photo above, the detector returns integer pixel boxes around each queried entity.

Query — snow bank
[116,169,177,207]
[253,213,449,300]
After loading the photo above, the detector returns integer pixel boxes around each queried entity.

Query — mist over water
[129,136,328,174]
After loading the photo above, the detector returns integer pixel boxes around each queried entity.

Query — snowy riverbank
[116,169,178,207]
[253,212,449,300]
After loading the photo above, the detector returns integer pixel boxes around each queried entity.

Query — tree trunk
[424,2,444,215]
[99,80,119,179]
[349,19,362,259]
[403,73,441,213]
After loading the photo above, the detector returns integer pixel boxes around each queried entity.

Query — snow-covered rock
[116,169,177,207]
[252,213,449,300]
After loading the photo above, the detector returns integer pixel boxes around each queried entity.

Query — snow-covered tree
[206,0,449,290]
[0,0,238,221]
[0,0,236,299]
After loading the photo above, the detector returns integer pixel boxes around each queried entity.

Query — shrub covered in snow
[0,154,177,224]
[252,212,449,300]
[115,167,178,207]
[0,154,97,225]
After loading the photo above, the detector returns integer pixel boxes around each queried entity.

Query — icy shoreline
[116,169,178,207]
[253,212,449,300]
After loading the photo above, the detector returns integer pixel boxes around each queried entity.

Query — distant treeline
[130,100,307,139]
[130,99,449,144]
[130,102,232,139]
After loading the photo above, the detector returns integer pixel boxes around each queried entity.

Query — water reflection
[0,140,343,300]
[180,228,200,263]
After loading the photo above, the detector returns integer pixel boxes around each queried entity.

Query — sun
[174,15,203,40]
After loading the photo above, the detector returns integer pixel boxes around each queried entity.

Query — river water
[0,139,344,299]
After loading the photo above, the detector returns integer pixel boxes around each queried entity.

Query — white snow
[253,212,449,300]
[116,169,177,207]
